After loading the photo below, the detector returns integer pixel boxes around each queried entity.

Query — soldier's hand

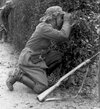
[64,12,71,22]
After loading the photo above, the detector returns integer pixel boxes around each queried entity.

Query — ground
[0,42,100,109]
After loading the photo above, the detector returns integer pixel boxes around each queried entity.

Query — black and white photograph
[0,0,100,109]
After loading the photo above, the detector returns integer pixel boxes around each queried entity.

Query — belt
[25,47,47,62]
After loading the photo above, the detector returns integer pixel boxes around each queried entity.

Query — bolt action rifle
[37,52,100,102]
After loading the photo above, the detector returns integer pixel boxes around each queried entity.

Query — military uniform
[6,6,71,94]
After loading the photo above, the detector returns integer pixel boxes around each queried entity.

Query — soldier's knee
[33,83,48,94]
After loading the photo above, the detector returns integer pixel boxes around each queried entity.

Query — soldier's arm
[41,13,72,42]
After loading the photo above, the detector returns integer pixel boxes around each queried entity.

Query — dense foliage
[48,0,100,95]
[1,0,100,95]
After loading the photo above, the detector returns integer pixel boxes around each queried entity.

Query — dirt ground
[0,42,100,109]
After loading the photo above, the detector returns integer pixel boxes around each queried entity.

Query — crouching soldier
[6,6,72,94]
[0,0,15,42]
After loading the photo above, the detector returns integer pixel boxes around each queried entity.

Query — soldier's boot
[6,68,22,91]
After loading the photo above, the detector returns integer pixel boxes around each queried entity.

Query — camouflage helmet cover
[40,6,65,22]
[5,0,13,5]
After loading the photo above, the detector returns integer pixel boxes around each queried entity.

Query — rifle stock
[37,52,100,102]
[37,82,60,102]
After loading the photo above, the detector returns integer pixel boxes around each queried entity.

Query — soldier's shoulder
[38,22,51,28]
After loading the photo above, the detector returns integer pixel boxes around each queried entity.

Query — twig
[74,66,89,98]
[98,55,100,102]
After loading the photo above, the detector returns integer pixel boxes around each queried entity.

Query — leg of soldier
[20,75,35,90]
[20,75,48,94]
[6,69,48,94]
[19,65,48,94]
[6,65,48,93]
[6,47,49,93]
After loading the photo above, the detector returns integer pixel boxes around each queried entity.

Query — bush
[50,1,100,95]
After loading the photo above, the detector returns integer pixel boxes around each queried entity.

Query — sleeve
[40,22,71,42]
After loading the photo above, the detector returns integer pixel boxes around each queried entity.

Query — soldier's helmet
[40,6,65,22]
[5,0,13,6]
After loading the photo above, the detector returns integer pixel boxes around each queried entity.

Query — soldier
[6,6,72,94]
[0,0,14,42]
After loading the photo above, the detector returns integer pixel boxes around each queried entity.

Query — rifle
[37,52,100,102]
